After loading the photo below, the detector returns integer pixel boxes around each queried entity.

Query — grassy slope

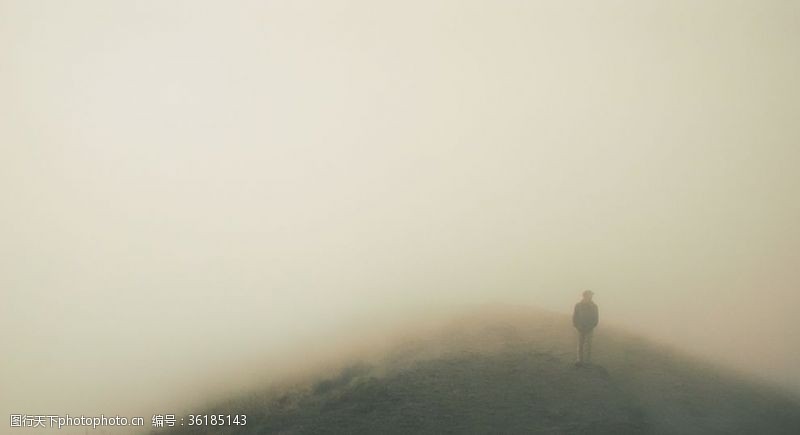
[164,306,800,434]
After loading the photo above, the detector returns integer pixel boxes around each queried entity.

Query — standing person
[573,290,598,366]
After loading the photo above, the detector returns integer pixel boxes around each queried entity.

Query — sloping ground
[163,306,800,434]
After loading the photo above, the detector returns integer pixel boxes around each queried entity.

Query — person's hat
[582,290,594,297]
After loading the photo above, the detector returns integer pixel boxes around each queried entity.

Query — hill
[161,306,800,434]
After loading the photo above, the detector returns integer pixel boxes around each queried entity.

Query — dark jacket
[573,300,598,332]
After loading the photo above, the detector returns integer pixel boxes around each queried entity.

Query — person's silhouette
[573,290,598,366]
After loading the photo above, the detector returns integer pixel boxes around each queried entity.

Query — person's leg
[576,330,585,363]
[585,330,593,363]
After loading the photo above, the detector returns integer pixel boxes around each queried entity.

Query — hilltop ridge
[162,306,800,434]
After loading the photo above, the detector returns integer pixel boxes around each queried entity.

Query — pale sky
[2,0,799,426]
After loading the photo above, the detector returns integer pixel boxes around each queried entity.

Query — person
[573,290,598,366]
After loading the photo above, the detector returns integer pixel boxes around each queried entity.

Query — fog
[2,0,799,427]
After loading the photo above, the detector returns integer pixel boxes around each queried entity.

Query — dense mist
[2,0,799,428]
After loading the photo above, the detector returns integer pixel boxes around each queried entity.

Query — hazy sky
[2,0,799,425]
